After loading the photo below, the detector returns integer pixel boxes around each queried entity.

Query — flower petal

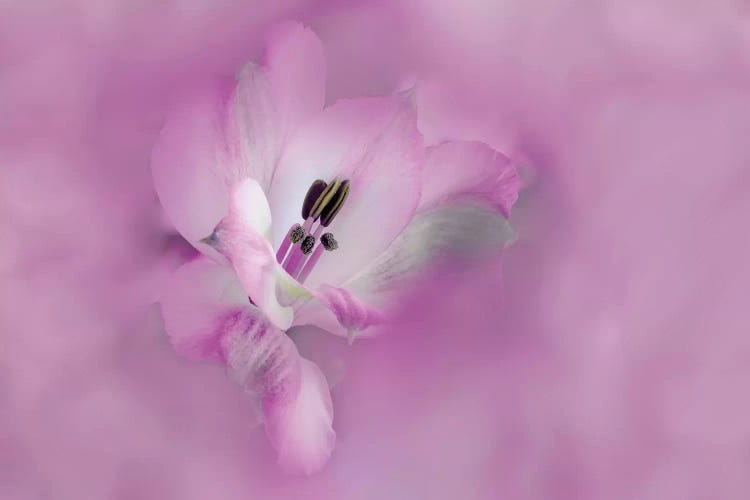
[267,359,336,474]
[151,81,233,256]
[419,140,520,217]
[226,22,326,191]
[222,312,335,475]
[316,284,385,343]
[151,22,325,253]
[294,284,386,342]
[204,178,311,331]
[345,202,516,300]
[292,142,519,339]
[268,93,425,286]
[337,140,519,298]
[159,256,249,362]
[263,21,327,160]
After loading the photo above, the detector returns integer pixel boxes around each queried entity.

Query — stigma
[276,178,348,284]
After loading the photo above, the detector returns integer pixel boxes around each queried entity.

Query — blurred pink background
[3,1,750,498]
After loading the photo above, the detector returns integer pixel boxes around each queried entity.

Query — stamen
[298,233,338,284]
[320,180,350,227]
[301,180,327,220]
[276,224,306,263]
[280,218,314,270]
[276,226,294,263]
[300,235,316,255]
[276,178,350,280]
[297,245,323,284]
[309,178,342,220]
[320,232,338,251]
[293,224,323,276]
[284,235,315,277]
[290,225,306,243]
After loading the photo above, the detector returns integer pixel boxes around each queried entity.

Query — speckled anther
[320,233,338,251]
[301,235,316,255]
[279,177,351,274]
[289,224,306,244]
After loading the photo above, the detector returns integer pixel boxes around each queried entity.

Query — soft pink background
[3,1,750,498]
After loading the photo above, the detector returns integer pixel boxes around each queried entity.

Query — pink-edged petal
[263,21,327,157]
[226,22,326,191]
[316,284,385,343]
[319,141,519,306]
[159,256,249,362]
[269,93,425,287]
[267,359,335,474]
[292,142,519,339]
[344,202,516,303]
[294,207,515,340]
[294,284,385,343]
[419,140,520,217]
[204,178,310,331]
[151,22,325,253]
[222,312,335,475]
[151,81,233,257]
[342,141,518,292]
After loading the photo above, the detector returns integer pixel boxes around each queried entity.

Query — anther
[309,178,342,220]
[301,235,316,255]
[301,180,327,220]
[319,180,350,227]
[320,233,338,251]
[289,224,306,244]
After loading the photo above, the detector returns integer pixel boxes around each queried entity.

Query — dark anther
[301,235,316,255]
[320,180,350,227]
[301,180,327,219]
[310,178,342,220]
[320,233,339,251]
[289,224,306,244]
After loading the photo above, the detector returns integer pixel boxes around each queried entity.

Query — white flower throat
[276,178,350,284]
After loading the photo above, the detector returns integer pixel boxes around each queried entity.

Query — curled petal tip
[198,234,217,246]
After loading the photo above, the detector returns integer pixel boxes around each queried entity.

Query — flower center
[275,178,348,284]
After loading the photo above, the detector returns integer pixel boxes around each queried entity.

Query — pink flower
[151,21,519,474]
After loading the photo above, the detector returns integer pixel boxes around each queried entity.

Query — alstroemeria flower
[152,22,519,474]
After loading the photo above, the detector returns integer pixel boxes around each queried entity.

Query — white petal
[269,94,424,287]
[224,175,272,240]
